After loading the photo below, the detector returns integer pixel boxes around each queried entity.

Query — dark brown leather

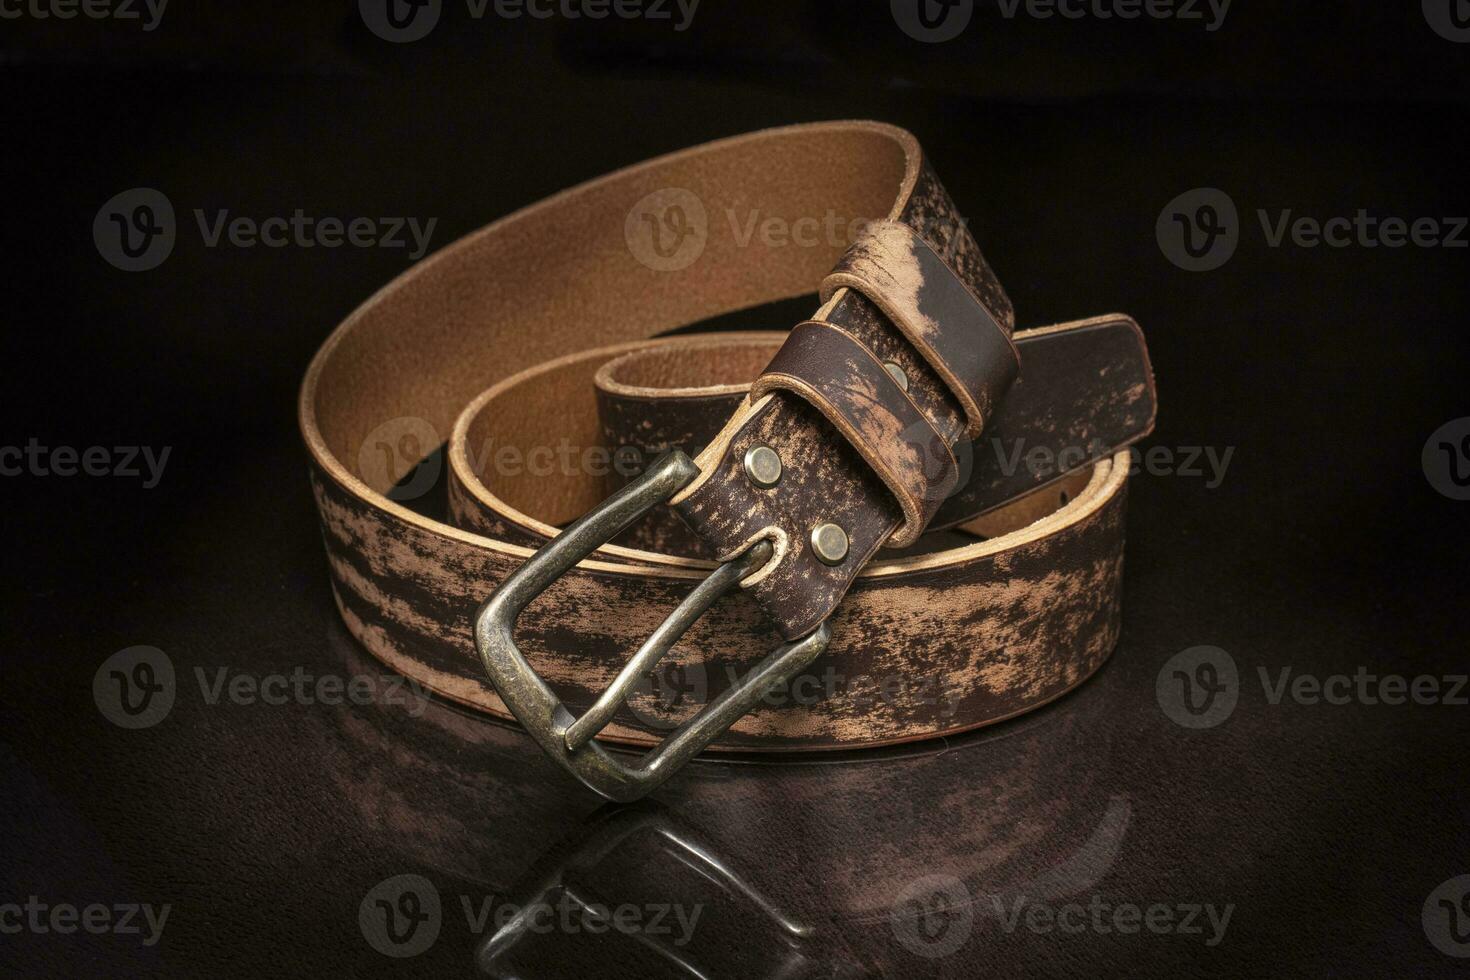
[299,122,1157,753]
[589,316,1156,557]
[749,320,960,548]
[820,219,1020,439]
[670,158,1023,639]
[934,315,1157,528]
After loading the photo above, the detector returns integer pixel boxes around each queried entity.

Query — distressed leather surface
[671,156,1025,636]
[821,219,1020,440]
[584,317,1156,556]
[299,122,1156,751]
[750,320,961,548]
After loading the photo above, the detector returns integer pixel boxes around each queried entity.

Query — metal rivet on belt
[743,444,783,488]
[882,361,909,392]
[810,522,849,565]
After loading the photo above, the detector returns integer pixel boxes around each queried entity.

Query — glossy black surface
[3,4,1468,976]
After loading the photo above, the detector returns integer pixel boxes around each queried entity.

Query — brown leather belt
[298,121,1157,800]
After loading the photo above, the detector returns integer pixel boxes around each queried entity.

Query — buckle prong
[563,537,773,752]
[473,451,833,801]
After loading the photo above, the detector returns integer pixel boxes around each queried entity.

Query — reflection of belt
[299,121,1157,800]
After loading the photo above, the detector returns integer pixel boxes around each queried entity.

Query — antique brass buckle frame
[473,451,833,801]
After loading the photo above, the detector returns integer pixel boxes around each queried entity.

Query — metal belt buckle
[473,451,833,801]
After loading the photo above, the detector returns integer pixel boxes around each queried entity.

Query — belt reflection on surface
[323,617,1131,975]
[476,804,814,979]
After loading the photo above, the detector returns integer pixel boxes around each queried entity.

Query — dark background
[2,1,1468,976]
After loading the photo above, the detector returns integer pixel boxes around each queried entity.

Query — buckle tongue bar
[562,537,774,753]
[473,451,834,801]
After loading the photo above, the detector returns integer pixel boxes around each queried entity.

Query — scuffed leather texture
[821,219,1020,439]
[933,315,1158,528]
[672,153,1022,637]
[298,122,1152,749]
[750,320,959,548]
[588,316,1156,556]
[317,455,1129,750]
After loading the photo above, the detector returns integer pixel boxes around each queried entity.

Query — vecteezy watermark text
[625,659,964,731]
[92,646,432,729]
[0,897,170,946]
[1,440,170,488]
[985,437,1234,488]
[420,434,1234,491]
[358,874,702,958]
[360,0,699,44]
[0,0,167,30]
[623,189,972,272]
[889,873,1233,959]
[1157,646,1469,728]
[990,894,1233,946]
[94,188,438,272]
[1158,188,1467,271]
[890,0,1229,43]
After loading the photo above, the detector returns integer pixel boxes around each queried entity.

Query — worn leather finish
[669,154,1022,636]
[299,122,1158,753]
[586,316,1156,554]
[749,320,959,547]
[820,219,1021,439]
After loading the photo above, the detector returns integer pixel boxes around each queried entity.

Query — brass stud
[743,444,783,489]
[810,522,849,565]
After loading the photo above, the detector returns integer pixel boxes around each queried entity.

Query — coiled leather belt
[298,122,1157,800]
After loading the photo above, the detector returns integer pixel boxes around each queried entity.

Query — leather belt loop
[821,219,1022,440]
[750,320,958,548]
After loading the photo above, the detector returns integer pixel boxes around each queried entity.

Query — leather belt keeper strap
[298,121,1158,800]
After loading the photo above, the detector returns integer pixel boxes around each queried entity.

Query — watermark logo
[623,658,709,730]
[0,0,168,31]
[360,874,442,958]
[1156,646,1238,729]
[1425,875,1470,957]
[94,647,432,727]
[94,188,176,272]
[361,0,698,42]
[1424,0,1470,42]
[360,0,442,42]
[1159,188,1467,270]
[1160,647,1468,727]
[193,667,430,715]
[358,417,443,501]
[608,660,962,732]
[94,188,438,271]
[624,198,968,273]
[93,646,176,729]
[891,874,974,958]
[894,0,1228,41]
[1157,188,1238,272]
[362,874,701,957]
[994,0,1230,31]
[1423,418,1470,501]
[625,188,708,272]
[891,0,974,42]
[889,875,1233,955]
